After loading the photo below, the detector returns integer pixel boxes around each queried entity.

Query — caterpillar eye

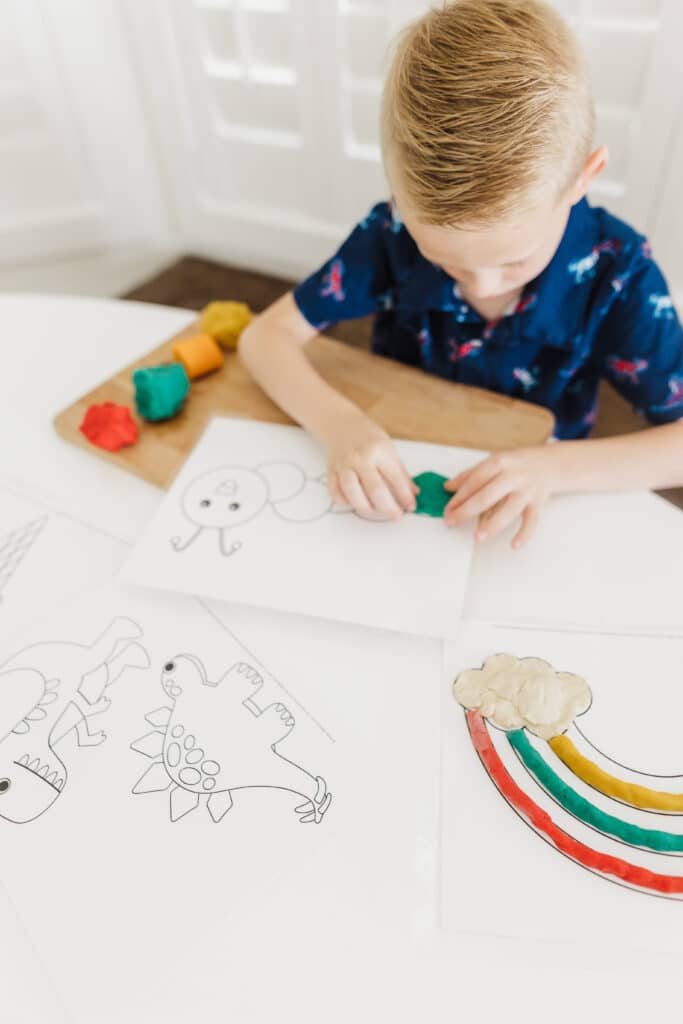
[164,662,176,673]
[0,779,11,794]
[229,502,240,511]
[200,499,212,508]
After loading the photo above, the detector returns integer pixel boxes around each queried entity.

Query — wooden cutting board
[53,317,554,489]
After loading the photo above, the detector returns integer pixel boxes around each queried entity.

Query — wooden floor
[123,255,683,510]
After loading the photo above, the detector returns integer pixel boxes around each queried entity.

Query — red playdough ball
[79,402,139,452]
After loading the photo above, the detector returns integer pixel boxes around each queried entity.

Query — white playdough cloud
[453,654,592,740]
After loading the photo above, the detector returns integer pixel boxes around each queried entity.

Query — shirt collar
[397,198,599,351]
[513,197,599,349]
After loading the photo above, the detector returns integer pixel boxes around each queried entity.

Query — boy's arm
[445,245,683,547]
[533,423,683,491]
[239,292,416,518]
[443,424,683,548]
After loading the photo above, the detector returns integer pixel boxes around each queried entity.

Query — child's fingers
[444,460,499,509]
[378,456,417,511]
[337,469,373,516]
[328,472,348,506]
[445,474,512,525]
[358,465,403,519]
[444,456,495,494]
[444,468,471,492]
[512,505,539,549]
[475,494,527,542]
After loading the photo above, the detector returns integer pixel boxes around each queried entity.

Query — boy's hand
[444,447,556,548]
[319,411,417,519]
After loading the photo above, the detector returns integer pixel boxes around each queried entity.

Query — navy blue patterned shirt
[293,198,683,439]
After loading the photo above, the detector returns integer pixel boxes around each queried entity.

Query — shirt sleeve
[292,203,393,329]
[595,245,683,424]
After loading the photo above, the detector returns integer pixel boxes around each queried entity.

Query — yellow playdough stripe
[549,734,683,812]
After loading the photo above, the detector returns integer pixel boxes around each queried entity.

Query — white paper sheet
[0,475,124,636]
[204,598,443,938]
[442,619,683,955]
[466,490,683,633]
[0,582,440,1023]
[122,417,480,637]
[0,882,67,1024]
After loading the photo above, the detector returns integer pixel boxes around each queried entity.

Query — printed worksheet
[0,473,124,636]
[442,619,683,955]
[0,580,441,1023]
[122,417,480,637]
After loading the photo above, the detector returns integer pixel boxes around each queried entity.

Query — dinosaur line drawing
[0,618,150,824]
[131,655,332,825]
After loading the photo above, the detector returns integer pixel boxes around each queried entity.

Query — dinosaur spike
[47,772,58,784]
[18,754,29,766]
[29,759,40,771]
[132,761,173,794]
[45,678,60,692]
[130,730,165,758]
[55,778,64,790]
[207,790,233,823]
[26,707,47,721]
[39,691,59,705]
[170,787,200,822]
[144,706,172,728]
[39,765,49,777]
[12,722,30,735]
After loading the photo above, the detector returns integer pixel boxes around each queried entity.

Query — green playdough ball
[412,471,450,518]
[133,364,190,422]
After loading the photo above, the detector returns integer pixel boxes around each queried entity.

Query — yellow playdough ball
[200,301,252,350]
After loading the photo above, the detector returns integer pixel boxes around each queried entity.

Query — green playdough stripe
[508,729,683,853]
[412,471,450,518]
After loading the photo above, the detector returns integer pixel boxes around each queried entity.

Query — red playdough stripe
[466,710,683,896]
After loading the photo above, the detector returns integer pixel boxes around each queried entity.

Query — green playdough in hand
[412,471,450,518]
[133,364,190,422]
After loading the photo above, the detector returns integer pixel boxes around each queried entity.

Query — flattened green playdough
[133,364,190,422]
[412,471,450,518]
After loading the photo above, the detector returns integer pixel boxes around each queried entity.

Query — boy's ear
[569,144,609,203]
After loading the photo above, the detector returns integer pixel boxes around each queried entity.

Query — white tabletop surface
[2,294,683,1021]
[3,293,683,631]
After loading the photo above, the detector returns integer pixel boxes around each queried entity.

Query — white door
[318,0,683,276]
[124,0,344,279]
[0,0,171,266]
[122,0,683,288]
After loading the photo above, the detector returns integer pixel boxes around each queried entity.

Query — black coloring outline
[131,655,333,825]
[0,619,150,824]
[170,462,353,557]
[0,516,48,604]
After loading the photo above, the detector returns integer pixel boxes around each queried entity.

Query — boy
[239,0,683,548]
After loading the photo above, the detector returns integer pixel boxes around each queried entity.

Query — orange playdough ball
[172,333,224,379]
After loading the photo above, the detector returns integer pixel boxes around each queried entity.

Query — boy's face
[397,187,573,303]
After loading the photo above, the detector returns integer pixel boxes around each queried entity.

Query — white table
[3,295,683,1022]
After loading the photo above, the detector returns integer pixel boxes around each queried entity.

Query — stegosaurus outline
[131,655,332,825]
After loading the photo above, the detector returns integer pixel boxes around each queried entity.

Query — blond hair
[382,0,595,226]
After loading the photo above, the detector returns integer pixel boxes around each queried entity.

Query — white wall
[0,0,172,265]
[1,0,681,294]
